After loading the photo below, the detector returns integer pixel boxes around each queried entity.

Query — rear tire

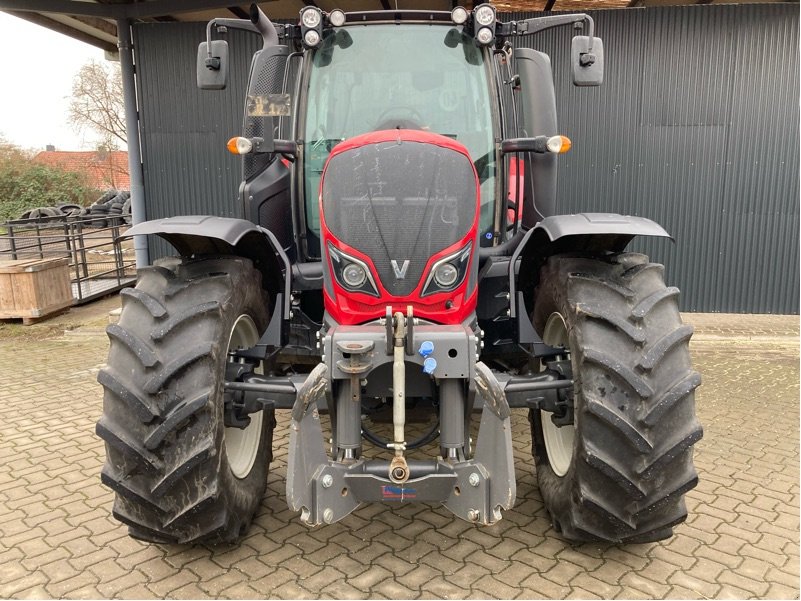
[530,252,702,543]
[96,256,275,544]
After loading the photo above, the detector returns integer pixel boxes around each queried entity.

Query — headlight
[451,6,469,25]
[301,7,322,28]
[328,244,379,296]
[300,7,323,49]
[422,243,472,297]
[434,263,458,287]
[342,263,366,287]
[474,4,495,27]
[328,9,346,27]
[475,27,494,46]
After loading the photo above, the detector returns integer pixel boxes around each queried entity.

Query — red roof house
[34,149,130,190]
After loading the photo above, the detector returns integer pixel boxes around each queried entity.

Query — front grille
[322,140,476,296]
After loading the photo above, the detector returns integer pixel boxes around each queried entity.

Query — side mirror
[571,35,604,86]
[197,40,229,90]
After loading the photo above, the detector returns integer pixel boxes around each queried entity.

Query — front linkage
[223,309,575,526]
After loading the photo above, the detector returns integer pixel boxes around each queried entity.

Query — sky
[0,12,107,152]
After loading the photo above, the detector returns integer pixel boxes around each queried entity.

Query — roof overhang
[0,0,793,53]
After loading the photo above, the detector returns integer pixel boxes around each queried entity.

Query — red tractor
[97,3,702,545]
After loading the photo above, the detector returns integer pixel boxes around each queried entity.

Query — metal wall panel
[133,23,262,258]
[507,5,799,313]
[133,6,799,313]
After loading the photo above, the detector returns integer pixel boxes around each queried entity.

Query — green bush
[0,142,94,223]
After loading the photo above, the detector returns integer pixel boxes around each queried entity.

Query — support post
[117,18,149,267]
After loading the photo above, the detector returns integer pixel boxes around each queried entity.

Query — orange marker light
[227,136,253,155]
[546,135,572,154]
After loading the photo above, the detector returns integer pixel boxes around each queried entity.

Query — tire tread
[97,256,273,544]
[530,252,702,543]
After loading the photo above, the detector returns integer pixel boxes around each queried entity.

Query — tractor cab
[207,5,603,263]
[302,22,497,255]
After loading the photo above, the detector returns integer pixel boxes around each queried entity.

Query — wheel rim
[224,314,263,480]
[541,312,575,477]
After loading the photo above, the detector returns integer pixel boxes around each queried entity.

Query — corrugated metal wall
[133,24,262,259]
[134,24,260,220]
[133,5,799,313]
[510,4,799,314]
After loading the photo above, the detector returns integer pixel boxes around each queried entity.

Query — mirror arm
[204,13,277,63]
[501,137,550,154]
[584,15,595,52]
[249,137,298,158]
[497,13,594,51]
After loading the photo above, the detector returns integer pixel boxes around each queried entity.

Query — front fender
[122,216,291,320]
[510,212,672,326]
[533,213,671,243]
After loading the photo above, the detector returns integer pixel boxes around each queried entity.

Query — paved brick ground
[0,309,798,599]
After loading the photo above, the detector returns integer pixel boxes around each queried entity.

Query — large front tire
[530,253,702,543]
[96,256,274,544]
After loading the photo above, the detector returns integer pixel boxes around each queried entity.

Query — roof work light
[473,4,496,46]
[300,6,323,48]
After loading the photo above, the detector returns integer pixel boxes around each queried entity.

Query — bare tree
[68,60,127,149]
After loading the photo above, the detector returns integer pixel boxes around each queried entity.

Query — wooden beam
[227,6,249,18]
[124,0,275,19]
[7,10,118,52]
[544,0,556,10]
[0,0,119,17]
[69,14,118,37]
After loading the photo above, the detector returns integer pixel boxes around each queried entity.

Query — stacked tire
[87,190,132,228]
[17,189,132,226]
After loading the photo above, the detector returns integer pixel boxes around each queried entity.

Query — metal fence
[0,215,136,304]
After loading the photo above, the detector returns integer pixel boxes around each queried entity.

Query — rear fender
[510,213,672,341]
[122,216,291,327]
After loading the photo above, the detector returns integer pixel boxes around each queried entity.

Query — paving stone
[766,582,801,599]
[0,312,798,600]
[96,571,149,598]
[13,584,51,600]
[473,573,524,599]
[165,581,208,599]
[372,579,419,599]
[569,573,622,598]
[765,566,801,589]
[618,571,671,598]
[444,563,491,589]
[566,585,602,599]
[198,572,251,597]
[270,582,317,599]
[321,579,369,599]
[348,565,394,592]
[145,570,199,598]
[0,572,47,598]
[421,575,465,599]
[715,583,756,599]
[420,552,464,576]
[221,580,270,599]
[112,583,156,599]
[397,564,443,591]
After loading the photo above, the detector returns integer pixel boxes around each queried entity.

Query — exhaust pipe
[249,3,279,47]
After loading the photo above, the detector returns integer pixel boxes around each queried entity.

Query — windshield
[303,24,496,249]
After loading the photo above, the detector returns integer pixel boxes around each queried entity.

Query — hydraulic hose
[361,420,440,451]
